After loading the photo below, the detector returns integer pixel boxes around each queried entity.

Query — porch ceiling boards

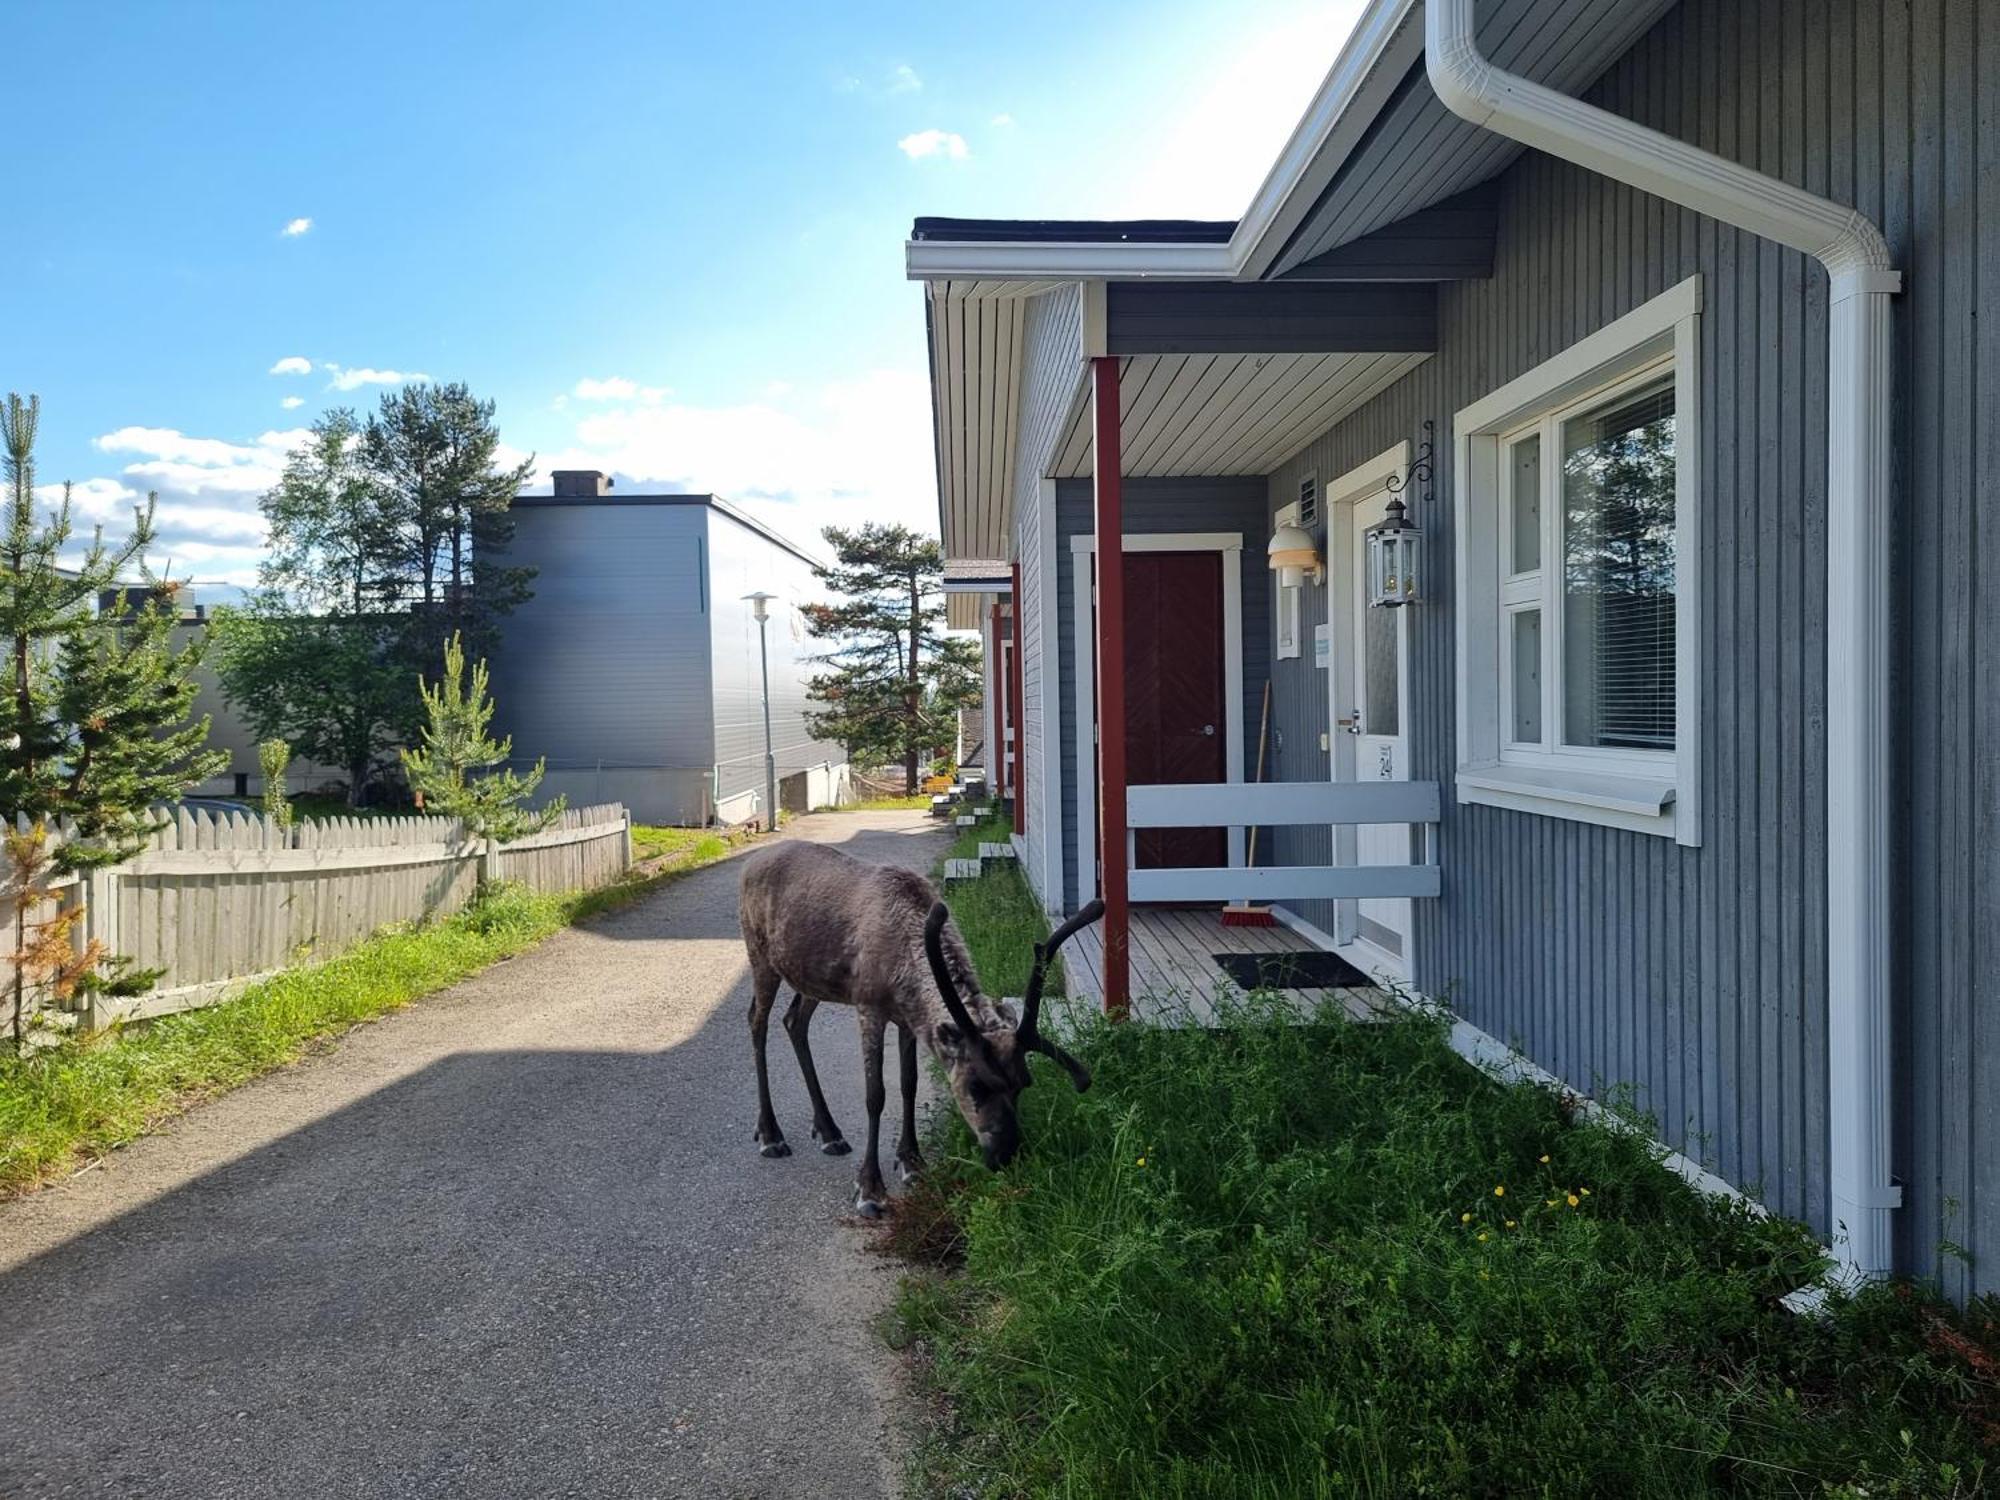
[926,278,1065,563]
[1049,349,1428,480]
[1266,0,1680,276]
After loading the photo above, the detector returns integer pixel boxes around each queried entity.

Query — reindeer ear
[933,1019,966,1057]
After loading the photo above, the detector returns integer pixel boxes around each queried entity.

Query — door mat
[1212,950,1371,992]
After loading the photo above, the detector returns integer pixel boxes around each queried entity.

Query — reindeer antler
[1018,898,1104,1045]
[923,902,984,1040]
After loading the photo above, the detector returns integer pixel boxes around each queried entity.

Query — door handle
[1346,708,1363,736]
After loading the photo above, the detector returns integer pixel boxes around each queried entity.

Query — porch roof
[908,0,1681,561]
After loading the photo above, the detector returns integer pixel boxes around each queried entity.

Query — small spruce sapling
[400,632,561,844]
[259,739,293,830]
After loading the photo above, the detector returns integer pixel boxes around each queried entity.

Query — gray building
[913,0,1998,1297]
[485,471,848,825]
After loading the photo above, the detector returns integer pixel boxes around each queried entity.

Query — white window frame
[1273,498,1304,661]
[1453,275,1702,845]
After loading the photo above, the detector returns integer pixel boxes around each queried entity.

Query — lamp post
[743,592,779,832]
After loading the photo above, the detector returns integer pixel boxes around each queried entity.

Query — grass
[889,987,2000,1498]
[632,823,730,865]
[933,812,1063,1003]
[836,794,935,812]
[0,833,747,1195]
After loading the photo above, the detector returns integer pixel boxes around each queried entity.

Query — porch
[1061,905,1385,1027]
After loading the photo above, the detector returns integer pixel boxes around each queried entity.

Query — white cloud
[280,217,313,237]
[51,425,320,588]
[898,129,969,162]
[322,364,428,392]
[520,369,936,543]
[571,376,669,404]
[990,112,1015,127]
[280,396,305,410]
[268,355,313,376]
[888,64,922,93]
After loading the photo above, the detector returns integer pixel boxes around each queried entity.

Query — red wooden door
[1122,550,1227,872]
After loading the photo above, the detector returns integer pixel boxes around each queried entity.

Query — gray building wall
[1055,477,1272,907]
[1255,0,1998,1292]
[487,500,717,824]
[703,505,847,819]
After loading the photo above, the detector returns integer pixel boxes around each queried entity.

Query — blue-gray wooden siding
[1013,286,1084,903]
[1257,0,1999,1294]
[1055,477,1272,907]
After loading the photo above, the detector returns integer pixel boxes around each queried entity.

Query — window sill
[1455,761,1686,841]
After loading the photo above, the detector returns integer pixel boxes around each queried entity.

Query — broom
[1221,680,1277,927]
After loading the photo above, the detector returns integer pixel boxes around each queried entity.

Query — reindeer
[738,841,1103,1216]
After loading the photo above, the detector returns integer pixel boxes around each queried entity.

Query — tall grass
[935,813,1062,1003]
[892,993,1998,1498]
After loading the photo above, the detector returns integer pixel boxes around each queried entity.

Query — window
[1453,277,1701,844]
[1274,498,1304,660]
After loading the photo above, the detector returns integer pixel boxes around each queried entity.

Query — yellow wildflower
[1567,1193,1581,1208]
[1136,1157,1148,1168]
[1538,1154,1551,1164]
[1504,1220,1516,1230]
[1493,1185,1506,1198]
[1477,1231,1489,1242]
[1580,1187,1591,1197]
[1547,1197,1559,1207]
[1460,1212,1473,1224]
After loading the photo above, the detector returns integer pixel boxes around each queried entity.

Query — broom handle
[1245,680,1272,869]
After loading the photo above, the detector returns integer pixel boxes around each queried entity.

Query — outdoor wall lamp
[1267,521,1322,589]
[1368,421,1434,608]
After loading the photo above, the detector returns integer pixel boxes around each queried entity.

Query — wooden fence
[2,803,632,1034]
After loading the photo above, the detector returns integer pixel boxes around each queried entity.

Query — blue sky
[8,0,1360,593]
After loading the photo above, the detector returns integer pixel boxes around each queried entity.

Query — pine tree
[400,632,560,843]
[801,523,980,794]
[259,739,293,829]
[0,392,229,1044]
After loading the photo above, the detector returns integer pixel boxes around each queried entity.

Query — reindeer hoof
[812,1127,852,1156]
[895,1155,925,1183]
[853,1193,885,1219]
[758,1139,792,1159]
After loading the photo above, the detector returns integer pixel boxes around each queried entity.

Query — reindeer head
[922,898,1104,1170]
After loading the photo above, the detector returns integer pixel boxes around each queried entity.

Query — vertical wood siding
[1013,288,1084,904]
[1258,0,1997,1290]
[1054,477,1273,905]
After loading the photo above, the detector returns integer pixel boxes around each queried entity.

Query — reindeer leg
[853,1013,888,1218]
[782,992,849,1155]
[894,1022,925,1182]
[749,967,790,1158]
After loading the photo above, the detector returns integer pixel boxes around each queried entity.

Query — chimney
[552,469,614,498]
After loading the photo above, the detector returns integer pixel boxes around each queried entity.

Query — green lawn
[836,793,935,812]
[931,813,1060,1003]
[632,823,730,865]
[890,992,1997,1498]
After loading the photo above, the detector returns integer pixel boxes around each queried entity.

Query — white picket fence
[2,802,633,1032]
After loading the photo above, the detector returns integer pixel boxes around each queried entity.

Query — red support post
[1010,561,1027,836]
[989,600,1005,796]
[1091,356,1130,1019]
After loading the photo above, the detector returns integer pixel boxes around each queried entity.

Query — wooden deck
[1059,906,1383,1026]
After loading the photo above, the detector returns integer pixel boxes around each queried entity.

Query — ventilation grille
[1298,472,1320,530]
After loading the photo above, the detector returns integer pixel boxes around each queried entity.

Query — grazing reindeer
[738,841,1103,1216]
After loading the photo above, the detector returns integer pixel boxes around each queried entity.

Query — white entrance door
[1341,490,1413,971]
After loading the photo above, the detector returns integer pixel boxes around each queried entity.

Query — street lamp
[743,592,780,832]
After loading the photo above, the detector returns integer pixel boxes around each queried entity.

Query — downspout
[1426,0,1901,1284]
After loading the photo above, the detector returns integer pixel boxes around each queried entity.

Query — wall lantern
[1267,521,1323,589]
[1367,420,1435,608]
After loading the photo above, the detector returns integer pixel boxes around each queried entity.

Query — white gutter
[1426,0,1902,1285]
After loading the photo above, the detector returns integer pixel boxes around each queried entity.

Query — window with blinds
[1497,364,1677,762]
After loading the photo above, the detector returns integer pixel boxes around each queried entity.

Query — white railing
[1124,780,1441,903]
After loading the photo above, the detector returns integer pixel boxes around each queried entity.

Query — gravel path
[0,809,953,1500]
